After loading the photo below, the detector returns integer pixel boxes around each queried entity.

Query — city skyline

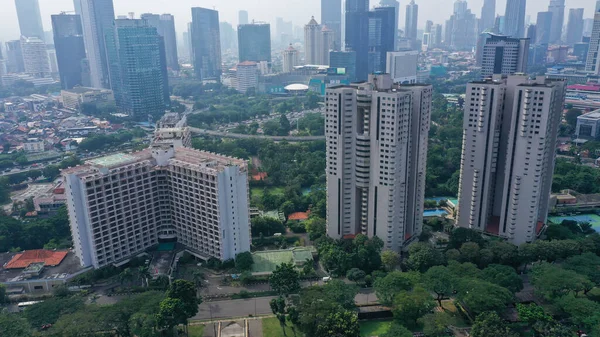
[1,0,596,42]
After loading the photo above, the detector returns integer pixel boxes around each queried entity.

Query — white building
[386,50,419,84]
[303,16,333,66]
[575,109,600,139]
[480,34,529,79]
[235,61,258,93]
[457,75,566,245]
[325,74,432,251]
[63,141,251,268]
[20,36,50,78]
[23,138,45,153]
[586,11,600,75]
[60,87,115,111]
[282,44,300,73]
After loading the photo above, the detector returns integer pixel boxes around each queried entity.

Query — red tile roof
[568,84,600,92]
[5,250,68,269]
[288,211,310,221]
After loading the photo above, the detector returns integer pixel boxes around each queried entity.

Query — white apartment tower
[64,130,251,268]
[325,74,432,251]
[304,17,321,65]
[283,44,300,73]
[480,34,529,79]
[20,36,50,78]
[457,75,566,245]
[235,61,259,93]
[586,11,600,75]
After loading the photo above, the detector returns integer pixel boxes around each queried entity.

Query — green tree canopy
[392,286,436,329]
[470,312,519,337]
[374,271,417,306]
[270,262,300,296]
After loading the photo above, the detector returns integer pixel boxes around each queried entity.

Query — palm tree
[191,269,205,297]
[138,266,151,287]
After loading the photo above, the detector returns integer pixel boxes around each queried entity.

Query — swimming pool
[423,209,449,217]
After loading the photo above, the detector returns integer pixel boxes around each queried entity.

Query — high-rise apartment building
[445,0,478,50]
[504,0,526,38]
[239,10,249,25]
[379,0,400,50]
[457,75,566,245]
[325,74,432,251]
[321,0,343,51]
[283,44,299,73]
[305,17,322,65]
[238,23,272,64]
[64,128,251,268]
[480,0,497,32]
[587,12,600,75]
[386,50,419,83]
[14,0,45,40]
[548,0,565,43]
[536,12,553,45]
[235,61,258,93]
[5,40,25,73]
[369,7,396,73]
[106,19,168,117]
[480,34,529,79]
[20,36,49,78]
[76,0,115,89]
[141,13,180,71]
[405,0,419,43]
[565,8,585,45]
[51,14,87,90]
[191,7,222,81]
[345,0,370,81]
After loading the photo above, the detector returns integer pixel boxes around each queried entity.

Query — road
[194,289,378,320]
[189,127,325,141]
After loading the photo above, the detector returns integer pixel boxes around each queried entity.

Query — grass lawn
[250,186,285,198]
[263,317,301,337]
[188,324,205,337]
[360,320,392,337]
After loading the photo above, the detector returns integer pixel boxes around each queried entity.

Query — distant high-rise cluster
[304,17,333,66]
[321,0,343,51]
[445,0,478,50]
[191,7,222,81]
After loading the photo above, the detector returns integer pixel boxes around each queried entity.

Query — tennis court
[548,214,600,231]
[251,248,314,274]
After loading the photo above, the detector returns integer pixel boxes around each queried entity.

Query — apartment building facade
[325,74,432,251]
[64,137,250,268]
[457,75,566,244]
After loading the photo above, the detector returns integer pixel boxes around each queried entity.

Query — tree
[480,264,523,293]
[0,312,32,337]
[556,295,600,327]
[129,312,159,337]
[306,217,326,241]
[381,250,400,271]
[270,262,300,296]
[315,310,360,337]
[0,284,6,304]
[374,271,416,306]
[420,312,457,337]
[459,242,480,264]
[270,296,289,336]
[565,108,582,128]
[156,297,188,332]
[346,268,366,285]
[392,286,436,329]
[470,312,519,337]
[165,279,200,322]
[323,279,359,310]
[251,216,285,237]
[455,279,513,316]
[235,251,254,271]
[296,284,355,337]
[138,266,151,288]
[531,263,594,299]
[516,303,551,326]
[448,228,485,249]
[563,252,600,286]
[24,296,85,328]
[381,323,413,337]
[406,243,444,272]
[424,266,455,307]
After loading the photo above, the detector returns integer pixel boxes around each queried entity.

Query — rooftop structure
[5,250,68,269]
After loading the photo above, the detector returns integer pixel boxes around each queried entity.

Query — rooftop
[5,250,68,269]
[579,109,600,120]
[88,153,138,168]
[0,250,83,283]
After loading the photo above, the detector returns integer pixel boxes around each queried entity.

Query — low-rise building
[576,109,600,140]
[23,138,45,153]
[60,87,115,111]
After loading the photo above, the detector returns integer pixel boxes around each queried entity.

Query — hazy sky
[0,0,596,42]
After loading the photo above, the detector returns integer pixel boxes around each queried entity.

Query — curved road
[189,127,325,142]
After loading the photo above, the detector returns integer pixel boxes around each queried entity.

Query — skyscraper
[379,0,400,50]
[235,61,258,93]
[565,8,585,45]
[330,51,356,82]
[76,0,115,89]
[345,0,369,81]
[283,44,299,73]
[305,17,321,65]
[586,11,600,74]
[106,19,168,117]
[191,7,222,81]
[325,73,432,251]
[480,0,496,32]
[369,7,396,73]
[321,0,343,51]
[20,36,49,78]
[220,22,236,52]
[51,14,87,89]
[238,23,271,63]
[141,14,180,71]
[480,34,529,79]
[457,75,566,245]
[405,0,419,43]
[386,50,419,83]
[504,0,526,38]
[14,0,45,40]
[548,0,565,43]
[5,40,25,73]
[446,0,478,50]
[239,10,249,25]
[536,12,553,45]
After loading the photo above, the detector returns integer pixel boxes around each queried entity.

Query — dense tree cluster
[78,128,147,152]
[316,234,384,276]
[0,206,71,252]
